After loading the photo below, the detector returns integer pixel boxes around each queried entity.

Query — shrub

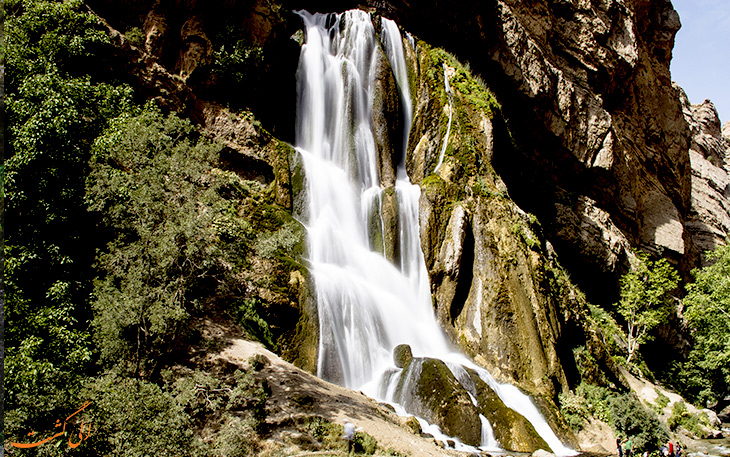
[559,391,589,431]
[234,298,275,348]
[649,389,670,414]
[559,381,615,431]
[576,382,614,423]
[82,374,202,457]
[609,393,669,453]
[123,26,144,47]
[306,416,344,446]
[667,401,711,437]
[354,431,378,454]
[213,416,261,457]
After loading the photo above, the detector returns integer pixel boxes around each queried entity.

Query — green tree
[681,243,730,409]
[86,107,254,376]
[3,0,134,437]
[81,374,200,457]
[609,393,669,452]
[617,254,679,364]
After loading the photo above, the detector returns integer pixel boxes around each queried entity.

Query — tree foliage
[609,393,669,452]
[679,243,730,408]
[617,254,679,364]
[81,374,199,457]
[3,0,134,430]
[86,107,258,376]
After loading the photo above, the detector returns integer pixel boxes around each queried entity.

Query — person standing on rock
[343,420,356,454]
[624,437,634,457]
[617,437,624,457]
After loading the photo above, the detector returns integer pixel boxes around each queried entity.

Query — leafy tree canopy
[86,106,258,376]
[617,253,679,365]
[680,243,730,408]
[3,0,135,428]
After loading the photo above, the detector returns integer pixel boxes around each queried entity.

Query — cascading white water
[295,10,574,455]
[296,9,450,391]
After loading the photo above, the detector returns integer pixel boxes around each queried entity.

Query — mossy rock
[395,357,482,446]
[403,415,422,435]
[393,344,413,368]
[466,367,550,452]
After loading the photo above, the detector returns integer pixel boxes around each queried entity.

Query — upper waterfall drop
[295,8,450,391]
[294,9,574,455]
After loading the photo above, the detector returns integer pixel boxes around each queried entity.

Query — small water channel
[687,428,730,457]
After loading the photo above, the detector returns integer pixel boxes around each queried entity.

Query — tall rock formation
[330,0,694,301]
[680,89,730,263]
[82,0,729,450]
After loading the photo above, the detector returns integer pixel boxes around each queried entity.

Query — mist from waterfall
[294,9,573,455]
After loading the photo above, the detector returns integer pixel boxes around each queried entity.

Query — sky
[670,0,730,124]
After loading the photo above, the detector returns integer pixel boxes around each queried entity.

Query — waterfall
[295,10,574,455]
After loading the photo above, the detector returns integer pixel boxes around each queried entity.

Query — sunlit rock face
[87,0,728,451]
[391,354,550,451]
[680,87,730,265]
[334,0,694,297]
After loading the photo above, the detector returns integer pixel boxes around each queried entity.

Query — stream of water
[294,10,574,455]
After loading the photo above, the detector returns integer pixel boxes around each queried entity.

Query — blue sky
[670,0,730,124]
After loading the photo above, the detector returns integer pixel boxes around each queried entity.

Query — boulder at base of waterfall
[395,357,482,446]
[393,344,413,368]
[467,368,550,452]
[532,449,556,457]
[402,415,422,435]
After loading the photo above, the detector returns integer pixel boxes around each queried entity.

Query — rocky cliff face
[680,89,730,263]
[342,0,699,301]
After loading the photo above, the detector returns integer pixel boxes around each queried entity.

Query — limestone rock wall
[87,2,729,446]
[341,0,696,300]
[406,43,595,445]
[680,88,730,264]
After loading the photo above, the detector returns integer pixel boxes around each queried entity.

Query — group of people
[617,436,634,457]
[617,436,683,457]
[660,441,684,457]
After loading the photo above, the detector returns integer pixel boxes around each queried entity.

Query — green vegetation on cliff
[617,254,680,365]
[4,1,303,453]
[560,382,669,452]
[4,0,136,437]
[87,106,268,375]
[674,242,730,408]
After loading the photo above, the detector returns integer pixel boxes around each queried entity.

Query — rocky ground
[189,316,730,457]
[195,317,469,456]
[219,338,468,456]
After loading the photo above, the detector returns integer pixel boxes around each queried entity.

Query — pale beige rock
[574,418,615,454]
[176,16,213,80]
[679,86,730,261]
[385,0,691,275]
[143,2,167,58]
[219,339,466,457]
[640,190,685,254]
[555,195,635,272]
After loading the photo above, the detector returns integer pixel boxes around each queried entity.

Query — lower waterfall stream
[294,9,574,455]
